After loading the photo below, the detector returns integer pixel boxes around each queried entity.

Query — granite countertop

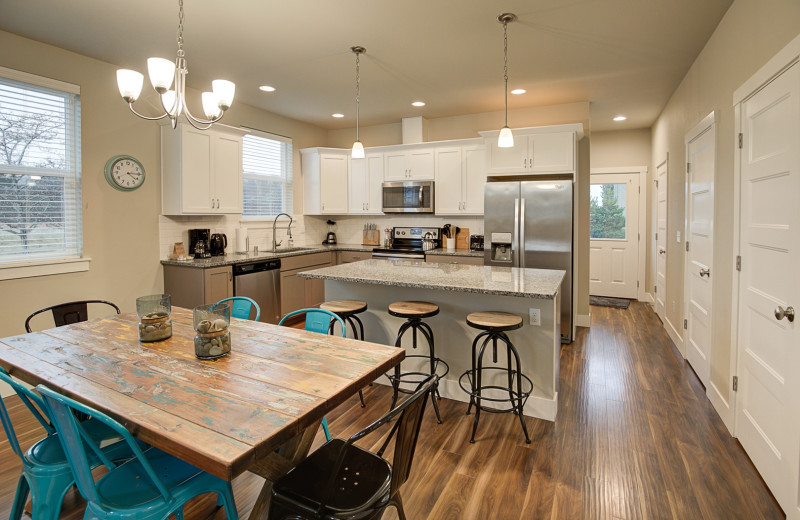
[425,248,483,258]
[299,259,565,299]
[160,243,374,268]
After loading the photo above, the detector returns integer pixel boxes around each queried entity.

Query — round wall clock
[104,155,145,191]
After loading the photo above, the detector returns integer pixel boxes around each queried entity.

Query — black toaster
[469,235,484,251]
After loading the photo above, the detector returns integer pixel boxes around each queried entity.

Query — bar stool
[320,299,368,408]
[459,311,532,444]
[386,301,448,424]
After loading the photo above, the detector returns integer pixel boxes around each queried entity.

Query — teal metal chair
[37,385,239,520]
[214,296,260,321]
[0,367,133,520]
[279,308,347,441]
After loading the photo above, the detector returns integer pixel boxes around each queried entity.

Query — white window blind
[0,67,81,262]
[242,130,292,218]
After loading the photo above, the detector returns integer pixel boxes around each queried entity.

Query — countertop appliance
[469,235,484,251]
[188,228,211,259]
[210,233,227,256]
[484,175,574,343]
[323,219,337,245]
[382,181,434,213]
[372,226,440,260]
[232,259,281,324]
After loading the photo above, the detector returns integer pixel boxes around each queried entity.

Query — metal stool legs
[329,314,367,408]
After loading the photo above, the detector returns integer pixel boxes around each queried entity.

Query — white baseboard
[664,316,685,357]
[708,381,734,434]
[375,373,558,422]
[575,313,591,328]
[639,292,654,304]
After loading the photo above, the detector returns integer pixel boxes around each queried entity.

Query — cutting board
[455,228,469,250]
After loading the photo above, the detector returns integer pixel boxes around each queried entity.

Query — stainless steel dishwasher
[232,259,281,324]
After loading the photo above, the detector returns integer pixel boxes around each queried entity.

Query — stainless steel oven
[381,181,434,213]
[371,226,440,260]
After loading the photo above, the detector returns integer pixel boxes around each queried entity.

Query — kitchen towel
[235,227,248,253]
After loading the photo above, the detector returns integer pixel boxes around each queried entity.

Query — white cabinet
[302,149,349,215]
[161,123,244,215]
[384,147,434,180]
[435,143,486,215]
[348,152,383,214]
[481,127,578,175]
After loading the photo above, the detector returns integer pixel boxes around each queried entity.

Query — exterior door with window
[735,61,800,518]
[589,173,639,298]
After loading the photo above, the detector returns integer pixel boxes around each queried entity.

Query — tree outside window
[590,183,627,239]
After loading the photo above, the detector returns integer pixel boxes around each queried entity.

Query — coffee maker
[323,219,337,245]
[188,229,211,258]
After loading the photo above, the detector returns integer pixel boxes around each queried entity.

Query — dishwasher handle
[233,259,281,275]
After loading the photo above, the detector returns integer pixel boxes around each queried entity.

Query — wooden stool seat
[320,300,367,316]
[388,301,439,319]
[466,311,523,331]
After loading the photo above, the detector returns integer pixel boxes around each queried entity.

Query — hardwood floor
[0,302,784,519]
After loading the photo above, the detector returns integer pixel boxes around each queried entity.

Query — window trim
[240,127,293,220]
[0,66,84,279]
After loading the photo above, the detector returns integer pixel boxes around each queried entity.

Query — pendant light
[497,13,516,148]
[351,46,366,159]
[115,0,235,130]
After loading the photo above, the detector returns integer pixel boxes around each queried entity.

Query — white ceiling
[0,0,733,132]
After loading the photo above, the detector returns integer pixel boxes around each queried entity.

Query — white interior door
[655,160,668,321]
[589,173,639,298]
[735,62,800,517]
[684,117,715,387]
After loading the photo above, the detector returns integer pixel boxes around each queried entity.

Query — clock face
[105,155,145,191]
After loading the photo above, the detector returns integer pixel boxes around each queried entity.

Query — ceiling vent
[402,116,428,144]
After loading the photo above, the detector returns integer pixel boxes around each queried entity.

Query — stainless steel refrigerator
[484,175,573,343]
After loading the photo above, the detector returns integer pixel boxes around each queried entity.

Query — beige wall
[650,0,800,410]
[0,30,325,338]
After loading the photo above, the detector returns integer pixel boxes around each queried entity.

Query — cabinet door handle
[522,158,526,168]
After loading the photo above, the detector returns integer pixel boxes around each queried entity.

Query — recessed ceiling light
[259,85,276,92]
[511,89,526,95]
[332,113,344,118]
[613,115,627,121]
[412,101,426,107]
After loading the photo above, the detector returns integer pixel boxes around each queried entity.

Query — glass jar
[136,294,172,342]
[193,302,231,359]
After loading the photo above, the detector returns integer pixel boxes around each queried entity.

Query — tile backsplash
[158,213,483,258]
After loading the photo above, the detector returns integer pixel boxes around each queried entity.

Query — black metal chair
[268,375,436,520]
[24,300,121,333]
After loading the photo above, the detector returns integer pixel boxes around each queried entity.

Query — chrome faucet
[272,213,293,252]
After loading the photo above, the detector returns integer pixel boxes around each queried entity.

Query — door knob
[659,248,666,255]
[699,268,710,277]
[774,306,795,322]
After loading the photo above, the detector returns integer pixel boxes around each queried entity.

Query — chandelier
[115,0,235,130]
[497,13,516,148]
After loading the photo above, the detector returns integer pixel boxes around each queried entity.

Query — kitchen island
[300,259,565,421]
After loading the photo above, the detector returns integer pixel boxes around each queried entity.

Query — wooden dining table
[0,307,404,519]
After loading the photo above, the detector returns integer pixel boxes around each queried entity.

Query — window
[590,183,627,239]
[0,67,82,265]
[241,130,292,218]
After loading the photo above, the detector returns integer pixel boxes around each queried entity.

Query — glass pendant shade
[212,79,235,110]
[147,57,176,93]
[498,126,514,148]
[116,69,144,102]
[351,140,365,159]
[161,90,179,117]
[202,92,222,119]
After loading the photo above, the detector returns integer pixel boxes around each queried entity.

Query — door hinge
[687,162,691,174]
[738,133,743,149]
[686,241,689,252]
[638,186,641,193]
[638,232,640,241]
[654,285,657,293]
[655,232,658,241]
[732,375,738,391]
[683,319,688,330]
[736,255,741,271]
[637,280,640,288]
[655,179,659,187]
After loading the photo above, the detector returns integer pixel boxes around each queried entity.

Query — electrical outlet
[676,231,681,242]
[529,308,541,326]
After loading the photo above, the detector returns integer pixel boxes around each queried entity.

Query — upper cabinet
[384,147,435,180]
[434,141,486,215]
[349,152,383,214]
[302,148,349,215]
[161,123,244,215]
[480,124,582,175]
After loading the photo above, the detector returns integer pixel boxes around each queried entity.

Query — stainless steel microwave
[382,181,434,213]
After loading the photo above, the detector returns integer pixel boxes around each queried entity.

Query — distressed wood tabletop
[0,307,403,481]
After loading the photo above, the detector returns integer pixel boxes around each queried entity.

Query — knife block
[362,229,380,246]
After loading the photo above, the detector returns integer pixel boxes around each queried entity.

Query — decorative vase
[136,294,172,342]
[193,302,231,359]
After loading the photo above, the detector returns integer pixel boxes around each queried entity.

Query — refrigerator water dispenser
[490,232,513,262]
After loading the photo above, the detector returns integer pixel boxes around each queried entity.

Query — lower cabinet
[163,265,233,309]
[426,254,484,266]
[337,250,372,264]
[280,252,333,316]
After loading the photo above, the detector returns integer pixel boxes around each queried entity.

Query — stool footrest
[386,355,449,392]
[458,369,532,413]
